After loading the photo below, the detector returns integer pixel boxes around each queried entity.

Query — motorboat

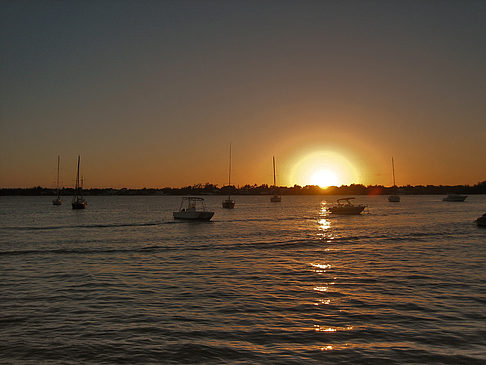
[328,197,366,215]
[174,197,214,221]
[72,155,87,209]
[443,194,467,202]
[475,213,486,227]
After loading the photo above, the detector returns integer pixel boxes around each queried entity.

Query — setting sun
[288,150,361,187]
[310,169,340,188]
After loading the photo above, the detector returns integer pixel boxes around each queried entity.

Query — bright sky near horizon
[1,0,485,188]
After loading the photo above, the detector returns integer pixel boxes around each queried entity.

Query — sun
[310,169,339,188]
[287,150,361,188]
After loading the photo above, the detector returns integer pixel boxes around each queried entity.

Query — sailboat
[270,156,281,202]
[388,157,400,202]
[72,155,87,209]
[52,155,63,205]
[222,144,235,209]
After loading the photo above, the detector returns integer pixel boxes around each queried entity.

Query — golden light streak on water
[310,263,331,270]
[314,325,355,332]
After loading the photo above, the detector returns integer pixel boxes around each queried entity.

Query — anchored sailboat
[52,155,63,205]
[222,144,235,209]
[270,156,281,202]
[388,157,400,202]
[72,155,87,209]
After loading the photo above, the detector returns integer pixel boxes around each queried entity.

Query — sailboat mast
[76,155,80,193]
[228,144,232,186]
[392,157,396,187]
[228,144,232,199]
[273,156,276,186]
[56,155,60,197]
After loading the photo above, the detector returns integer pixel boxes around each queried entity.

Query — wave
[0,245,177,256]
[0,221,169,231]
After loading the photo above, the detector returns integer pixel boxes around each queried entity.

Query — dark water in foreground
[1,195,485,364]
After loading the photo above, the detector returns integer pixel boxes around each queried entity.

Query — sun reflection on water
[314,325,354,332]
[318,218,331,230]
[310,263,331,271]
[317,202,334,242]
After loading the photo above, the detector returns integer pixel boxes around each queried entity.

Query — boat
[52,155,63,205]
[72,155,87,209]
[222,144,235,209]
[388,157,400,202]
[476,213,486,227]
[270,156,281,202]
[443,194,467,202]
[173,197,214,221]
[328,197,366,215]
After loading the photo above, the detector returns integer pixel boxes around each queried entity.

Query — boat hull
[173,211,214,221]
[443,195,467,202]
[476,214,486,227]
[388,195,400,202]
[222,199,235,209]
[328,206,365,215]
[72,200,87,209]
[52,198,63,206]
[270,195,281,202]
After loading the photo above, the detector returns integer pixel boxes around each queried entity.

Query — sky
[1,0,485,189]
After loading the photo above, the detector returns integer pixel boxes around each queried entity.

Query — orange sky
[1,1,485,188]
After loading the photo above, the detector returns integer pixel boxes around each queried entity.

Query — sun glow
[310,169,339,188]
[288,150,360,188]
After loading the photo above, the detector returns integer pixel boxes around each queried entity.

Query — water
[1,195,485,364]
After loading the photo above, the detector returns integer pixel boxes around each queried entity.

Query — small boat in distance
[476,213,486,227]
[72,155,87,209]
[174,197,214,221]
[52,155,63,205]
[270,156,281,202]
[443,194,467,202]
[388,157,400,203]
[328,197,366,215]
[222,144,235,209]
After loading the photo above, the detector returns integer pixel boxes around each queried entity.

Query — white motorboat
[443,194,467,202]
[328,197,366,215]
[174,197,214,221]
[475,213,486,227]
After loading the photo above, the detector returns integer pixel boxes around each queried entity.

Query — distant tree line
[2,181,486,196]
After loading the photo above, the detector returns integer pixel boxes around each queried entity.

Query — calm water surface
[1,195,485,364]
